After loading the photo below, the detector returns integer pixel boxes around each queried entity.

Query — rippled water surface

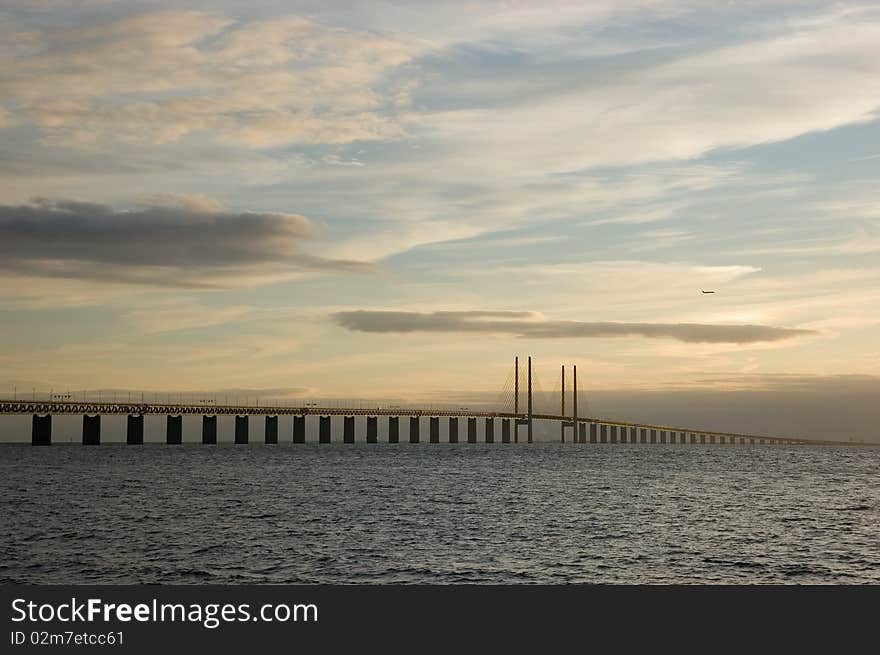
[1,443,878,584]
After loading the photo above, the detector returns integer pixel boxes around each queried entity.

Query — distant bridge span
[0,356,847,446]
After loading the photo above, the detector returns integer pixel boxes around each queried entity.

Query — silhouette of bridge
[1,356,837,446]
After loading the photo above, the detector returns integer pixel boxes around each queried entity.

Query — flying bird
[701,290,715,294]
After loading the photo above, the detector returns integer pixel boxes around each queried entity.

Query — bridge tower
[513,355,533,443]
[573,364,579,443]
[527,355,533,443]
[514,356,519,443]
[560,364,565,442]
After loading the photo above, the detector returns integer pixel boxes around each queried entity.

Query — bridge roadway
[0,399,837,445]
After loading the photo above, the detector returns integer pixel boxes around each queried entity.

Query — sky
[1,0,880,441]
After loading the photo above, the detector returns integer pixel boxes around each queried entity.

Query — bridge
[1,356,838,446]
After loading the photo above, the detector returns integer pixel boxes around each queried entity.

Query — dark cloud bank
[332,310,814,344]
[0,199,370,287]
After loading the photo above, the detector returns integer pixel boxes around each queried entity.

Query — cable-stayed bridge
[0,357,841,445]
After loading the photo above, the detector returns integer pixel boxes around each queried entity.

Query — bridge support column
[202,415,217,444]
[699,433,706,445]
[32,414,51,446]
[388,417,399,443]
[367,416,378,443]
[409,417,420,443]
[619,426,627,444]
[265,415,278,444]
[166,415,182,444]
[430,417,440,443]
[669,431,676,444]
[319,416,331,443]
[344,416,355,444]
[589,423,597,443]
[83,414,101,445]
[659,430,666,444]
[600,424,607,444]
[449,417,459,443]
[467,418,477,443]
[630,427,638,444]
[578,423,586,443]
[235,415,249,444]
[293,415,306,443]
[485,418,494,443]
[501,419,510,443]
[127,414,144,445]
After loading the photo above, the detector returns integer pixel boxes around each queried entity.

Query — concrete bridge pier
[83,414,101,445]
[600,424,607,444]
[166,415,182,444]
[344,416,355,444]
[265,416,278,444]
[467,417,477,443]
[589,423,597,443]
[485,418,494,443]
[293,415,306,443]
[235,415,249,444]
[202,415,217,444]
[430,417,439,443]
[640,428,647,444]
[127,414,144,445]
[366,416,378,443]
[32,414,51,445]
[410,417,420,443]
[659,430,666,444]
[388,416,399,443]
[449,417,459,443]
[578,423,586,443]
[319,416,331,443]
[618,426,626,443]
[502,419,510,443]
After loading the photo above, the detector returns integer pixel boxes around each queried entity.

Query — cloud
[331,310,813,343]
[413,6,880,176]
[0,11,415,149]
[0,197,372,288]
